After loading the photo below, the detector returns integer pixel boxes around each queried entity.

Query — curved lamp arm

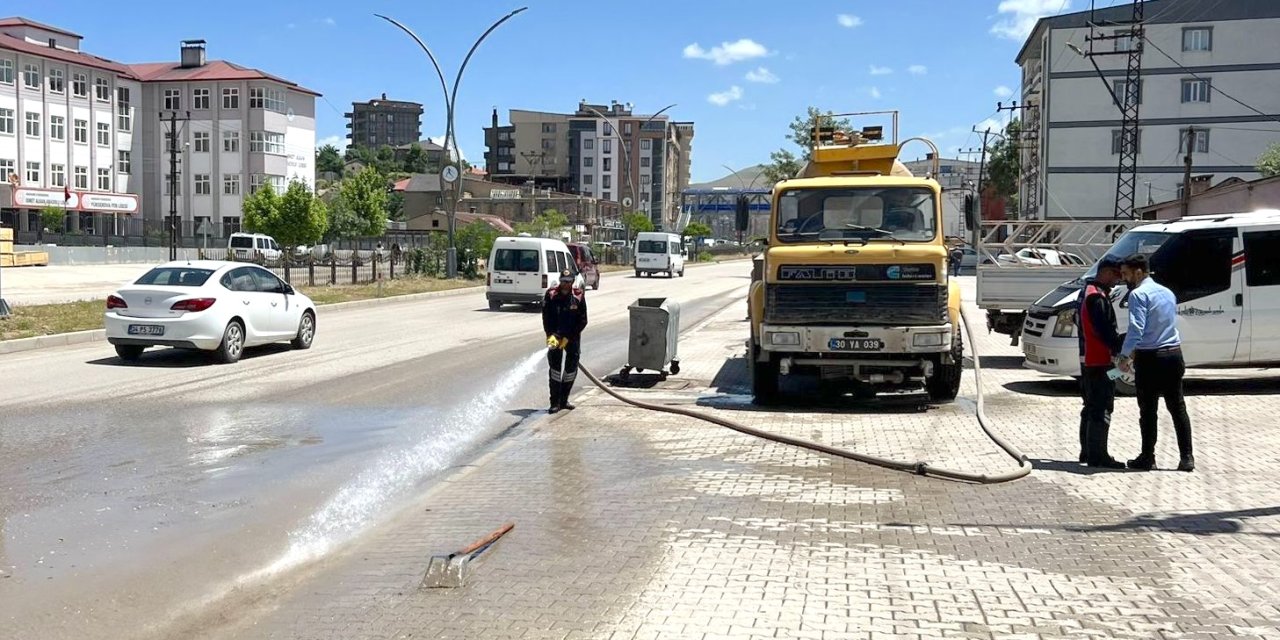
[448,7,528,157]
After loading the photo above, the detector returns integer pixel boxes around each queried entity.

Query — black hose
[579,304,1032,484]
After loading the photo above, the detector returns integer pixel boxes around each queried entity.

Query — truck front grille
[766,283,947,326]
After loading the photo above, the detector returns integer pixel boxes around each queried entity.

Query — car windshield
[1082,231,1174,279]
[493,248,540,272]
[229,236,253,248]
[638,240,667,254]
[134,267,215,287]
[775,187,937,242]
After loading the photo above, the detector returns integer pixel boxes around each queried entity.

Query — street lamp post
[377,7,527,278]
[580,103,676,241]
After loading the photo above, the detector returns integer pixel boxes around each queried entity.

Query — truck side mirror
[963,195,975,230]
[735,196,750,232]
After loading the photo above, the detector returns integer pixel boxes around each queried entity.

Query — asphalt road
[0,261,751,639]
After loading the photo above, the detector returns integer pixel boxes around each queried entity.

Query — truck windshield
[1082,230,1174,279]
[775,187,937,242]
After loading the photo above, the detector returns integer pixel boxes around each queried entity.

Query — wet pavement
[0,262,751,639]
[177,278,1280,640]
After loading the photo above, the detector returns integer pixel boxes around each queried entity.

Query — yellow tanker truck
[747,111,962,404]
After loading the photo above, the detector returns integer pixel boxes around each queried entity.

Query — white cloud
[745,66,780,83]
[869,65,893,76]
[316,135,345,150]
[994,85,1015,98]
[286,22,296,30]
[323,17,336,26]
[975,117,1005,134]
[837,14,863,28]
[427,136,466,161]
[991,0,1069,41]
[683,39,770,65]
[908,64,928,76]
[869,86,883,100]
[707,85,744,106]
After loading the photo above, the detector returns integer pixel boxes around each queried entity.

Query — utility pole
[162,111,190,261]
[1181,126,1194,218]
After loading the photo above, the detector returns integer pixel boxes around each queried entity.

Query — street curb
[0,258,752,357]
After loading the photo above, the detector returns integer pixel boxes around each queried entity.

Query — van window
[493,248,540,272]
[230,236,253,249]
[545,250,556,273]
[1151,229,1234,303]
[670,242,680,255]
[1243,230,1280,287]
[638,240,666,254]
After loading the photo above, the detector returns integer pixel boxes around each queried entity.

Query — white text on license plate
[829,338,883,351]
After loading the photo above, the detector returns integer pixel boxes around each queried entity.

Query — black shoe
[562,402,576,411]
[1127,455,1155,471]
[1088,457,1127,469]
[548,406,561,415]
[1079,452,1088,464]
[1177,455,1195,472]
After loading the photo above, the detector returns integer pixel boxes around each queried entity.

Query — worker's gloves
[547,335,569,350]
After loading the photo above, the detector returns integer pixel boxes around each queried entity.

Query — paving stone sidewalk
[205,279,1280,640]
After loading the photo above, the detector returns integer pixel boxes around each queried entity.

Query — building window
[603,158,612,171]
[74,166,88,189]
[542,123,557,133]
[25,161,40,184]
[1110,129,1141,154]
[48,68,64,93]
[223,130,240,152]
[498,161,512,172]
[164,173,181,196]
[224,173,241,195]
[541,138,555,150]
[582,190,593,198]
[193,88,210,110]
[72,72,87,97]
[97,168,111,191]
[603,191,611,201]
[624,122,632,135]
[24,112,39,137]
[603,139,612,154]
[193,131,210,152]
[0,108,13,135]
[94,78,110,101]
[22,64,39,89]
[602,175,612,189]
[117,88,131,131]
[641,139,651,151]
[222,88,239,109]
[50,164,66,187]
[96,122,110,147]
[1112,79,1142,105]
[117,150,131,173]
[248,87,286,112]
[583,174,593,185]
[249,173,285,193]
[584,156,594,168]
[602,122,612,136]
[1112,29,1136,52]
[1179,128,1210,153]
[1183,27,1212,52]
[641,174,651,185]
[584,138,594,150]
[164,88,181,111]
[0,59,12,85]
[194,173,211,195]
[50,115,65,141]
[641,157,651,168]
[249,131,285,154]
[74,119,87,144]
[1181,78,1211,103]
[624,141,632,154]
[0,159,13,183]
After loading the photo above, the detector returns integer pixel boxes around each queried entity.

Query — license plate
[828,338,883,351]
[128,324,165,336]
[495,278,513,284]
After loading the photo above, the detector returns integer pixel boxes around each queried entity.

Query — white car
[105,260,317,363]
[996,248,1088,266]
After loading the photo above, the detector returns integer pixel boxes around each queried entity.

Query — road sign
[441,165,460,184]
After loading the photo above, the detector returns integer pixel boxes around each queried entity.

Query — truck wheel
[750,346,780,405]
[927,333,964,402]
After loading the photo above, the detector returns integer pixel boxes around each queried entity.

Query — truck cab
[747,111,962,403]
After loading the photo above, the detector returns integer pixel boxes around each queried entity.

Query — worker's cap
[559,269,575,282]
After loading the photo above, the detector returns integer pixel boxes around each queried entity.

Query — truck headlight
[1052,309,1077,338]
[768,331,800,346]
[913,332,946,347]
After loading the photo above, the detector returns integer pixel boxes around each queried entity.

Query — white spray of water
[260,349,545,575]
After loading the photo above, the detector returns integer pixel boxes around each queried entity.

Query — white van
[487,236,585,310]
[635,231,685,278]
[1022,209,1280,379]
[228,233,282,262]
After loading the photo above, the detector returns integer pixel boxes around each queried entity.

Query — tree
[514,209,569,238]
[243,180,328,248]
[985,119,1022,210]
[316,144,344,176]
[456,220,499,278]
[682,221,713,238]
[760,107,853,184]
[38,206,65,241]
[760,149,802,184]
[1258,142,1280,178]
[622,211,654,240]
[402,143,429,174]
[337,167,389,237]
[241,183,281,239]
[386,190,406,222]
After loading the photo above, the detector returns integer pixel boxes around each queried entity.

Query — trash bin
[622,297,681,378]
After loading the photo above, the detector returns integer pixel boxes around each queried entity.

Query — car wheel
[591,279,599,291]
[488,300,502,311]
[115,345,144,362]
[635,270,641,278]
[291,311,316,350]
[216,320,246,364]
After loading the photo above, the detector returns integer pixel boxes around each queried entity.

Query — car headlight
[1052,308,1078,338]
[768,331,800,346]
[913,332,946,347]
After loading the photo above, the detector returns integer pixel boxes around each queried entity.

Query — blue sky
[26,0,1128,182]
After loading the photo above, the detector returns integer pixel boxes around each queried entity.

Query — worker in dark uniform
[1076,257,1126,468]
[543,269,588,413]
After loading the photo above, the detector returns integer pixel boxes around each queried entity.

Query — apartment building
[0,17,141,234]
[346,94,422,148]
[484,100,695,230]
[1016,0,1280,219]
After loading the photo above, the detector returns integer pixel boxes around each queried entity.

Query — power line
[1142,34,1280,126]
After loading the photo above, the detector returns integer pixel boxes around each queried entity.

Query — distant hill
[691,165,768,190]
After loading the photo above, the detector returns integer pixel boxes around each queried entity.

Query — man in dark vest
[1076,258,1126,468]
[542,269,588,413]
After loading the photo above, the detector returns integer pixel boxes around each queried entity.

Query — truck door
[1149,228,1243,364]
[1241,228,1280,362]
